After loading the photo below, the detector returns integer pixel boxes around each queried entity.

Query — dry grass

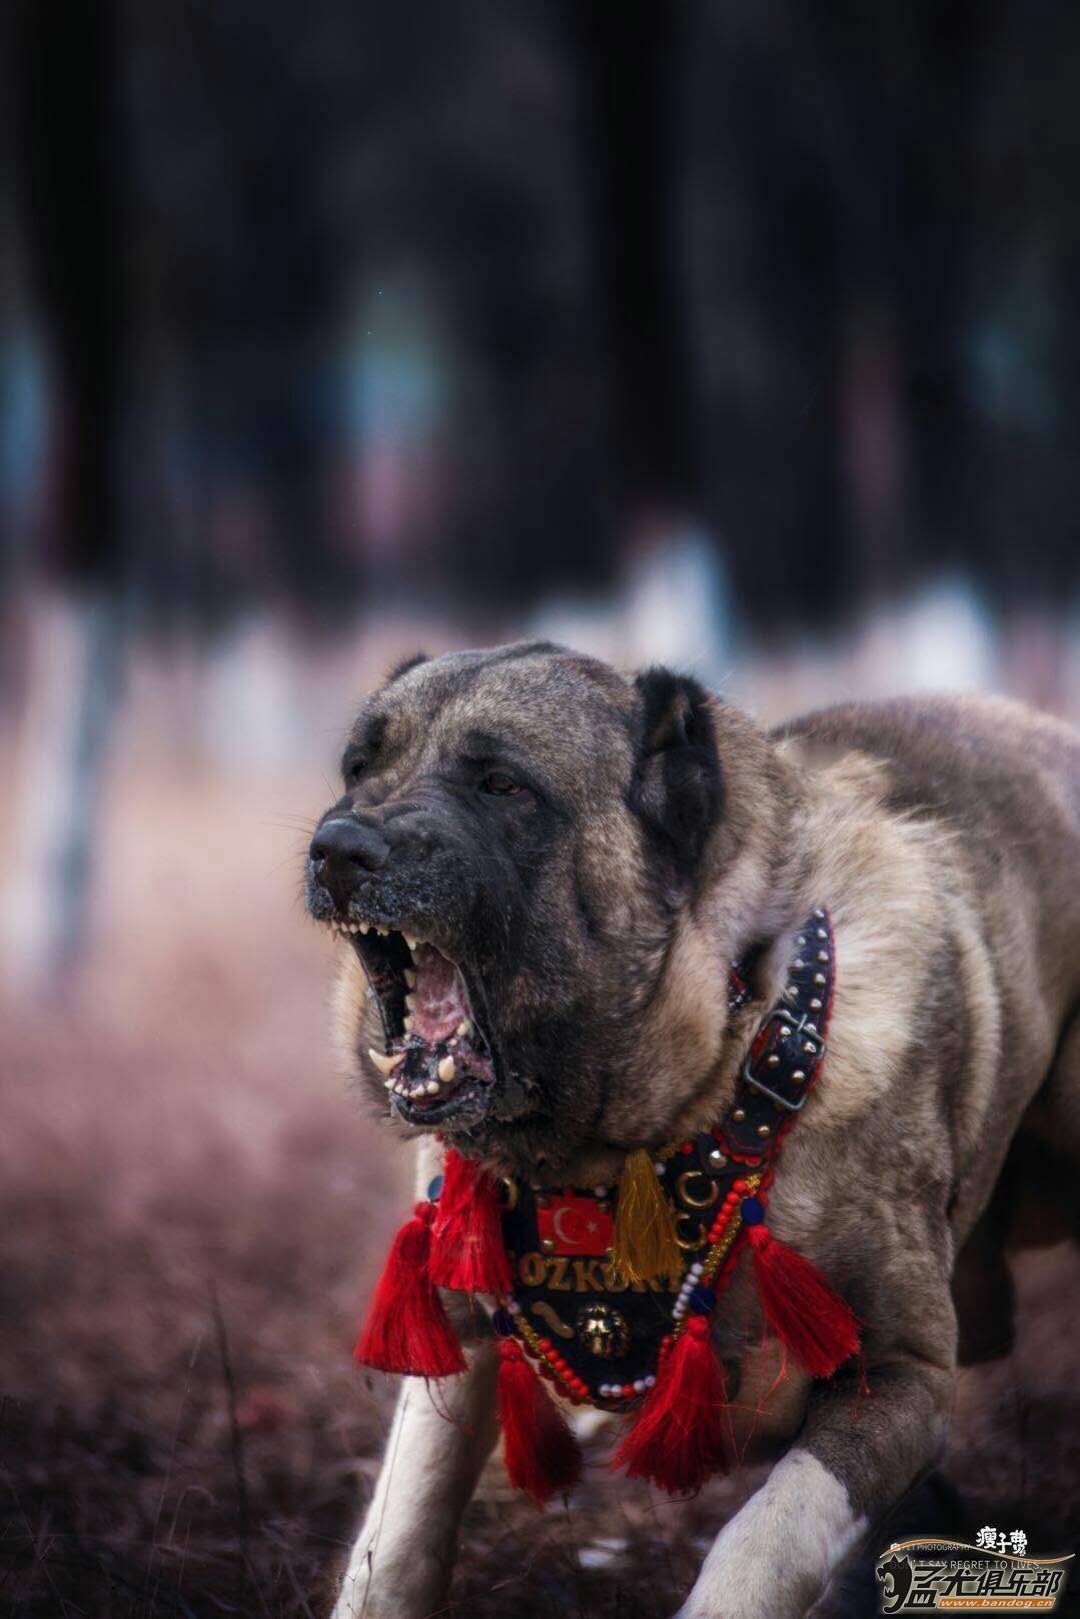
[1,757,1078,1618]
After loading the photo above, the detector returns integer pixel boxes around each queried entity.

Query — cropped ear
[386,651,429,684]
[630,668,722,881]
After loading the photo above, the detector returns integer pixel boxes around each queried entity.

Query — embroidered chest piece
[354,907,860,1500]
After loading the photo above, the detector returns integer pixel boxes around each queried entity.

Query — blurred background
[2,4,1079,1616]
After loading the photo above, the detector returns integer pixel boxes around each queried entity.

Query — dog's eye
[480,770,523,796]
[344,757,368,786]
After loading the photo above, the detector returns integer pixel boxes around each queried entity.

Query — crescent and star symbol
[536,1193,614,1257]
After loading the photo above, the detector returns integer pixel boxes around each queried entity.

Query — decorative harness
[354,908,860,1500]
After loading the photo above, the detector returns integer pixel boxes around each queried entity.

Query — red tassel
[747,1223,860,1377]
[428,1148,512,1294]
[497,1340,582,1505]
[354,1202,467,1377]
[612,1316,730,1494]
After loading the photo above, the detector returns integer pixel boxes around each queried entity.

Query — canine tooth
[404,969,416,988]
[426,1080,440,1095]
[404,934,418,951]
[368,1048,405,1075]
[456,1019,471,1038]
[404,992,416,1011]
[383,1075,396,1089]
[376,926,388,936]
[437,1056,456,1083]
[403,1015,413,1033]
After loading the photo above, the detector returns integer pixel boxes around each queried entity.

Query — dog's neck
[561,736,830,1186]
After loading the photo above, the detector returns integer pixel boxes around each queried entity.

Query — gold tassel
[610,1149,682,1286]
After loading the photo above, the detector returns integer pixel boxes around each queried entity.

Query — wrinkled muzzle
[305,803,514,1131]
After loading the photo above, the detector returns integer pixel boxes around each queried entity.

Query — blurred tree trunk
[4,0,128,987]
[567,0,693,521]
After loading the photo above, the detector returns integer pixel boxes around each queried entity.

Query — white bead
[644,1375,656,1388]
[653,1161,666,1174]
[690,1262,703,1276]
[593,1185,608,1197]
[506,1299,521,1314]
[633,1379,646,1393]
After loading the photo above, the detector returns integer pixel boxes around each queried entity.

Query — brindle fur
[313,646,1080,1619]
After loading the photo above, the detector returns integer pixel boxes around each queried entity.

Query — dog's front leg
[332,1332,499,1619]
[333,1135,499,1619]
[677,1321,955,1618]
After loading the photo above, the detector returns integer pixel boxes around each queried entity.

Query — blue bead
[741,1196,764,1225]
[427,1174,444,1202]
[492,1308,514,1338]
[689,1284,717,1313]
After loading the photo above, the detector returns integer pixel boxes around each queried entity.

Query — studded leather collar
[492,907,835,1409]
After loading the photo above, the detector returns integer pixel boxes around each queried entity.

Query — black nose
[309,817,391,902]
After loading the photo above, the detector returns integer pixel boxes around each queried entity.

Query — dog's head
[306,642,786,1175]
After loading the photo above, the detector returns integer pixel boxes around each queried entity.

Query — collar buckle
[741,1055,810,1112]
[741,1006,827,1113]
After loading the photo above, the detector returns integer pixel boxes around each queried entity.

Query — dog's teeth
[358,922,370,934]
[368,1048,405,1075]
[376,926,388,936]
[437,1056,456,1083]
[426,1080,440,1095]
[403,1015,413,1033]
[456,1019,471,1038]
[404,992,416,1010]
[404,969,416,988]
[403,934,418,951]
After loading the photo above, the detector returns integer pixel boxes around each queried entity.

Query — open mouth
[326,917,497,1129]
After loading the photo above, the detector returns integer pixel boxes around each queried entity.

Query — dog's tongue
[410,945,470,1045]
[392,943,494,1111]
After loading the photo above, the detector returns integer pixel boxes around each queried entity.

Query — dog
[304,641,1080,1619]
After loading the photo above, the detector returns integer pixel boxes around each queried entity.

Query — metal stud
[810,997,822,1011]
[793,958,806,969]
[732,1107,746,1122]
[541,1237,555,1252]
[804,1041,816,1054]
[756,1123,771,1137]
[707,1147,727,1170]
[816,927,827,938]
[814,972,826,985]
[792,1069,805,1082]
[767,1053,781,1068]
[818,950,829,962]
[787,983,799,998]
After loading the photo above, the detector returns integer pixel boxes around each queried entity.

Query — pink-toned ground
[1,758,1078,1618]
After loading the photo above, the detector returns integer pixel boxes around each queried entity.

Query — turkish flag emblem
[537,1193,614,1256]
